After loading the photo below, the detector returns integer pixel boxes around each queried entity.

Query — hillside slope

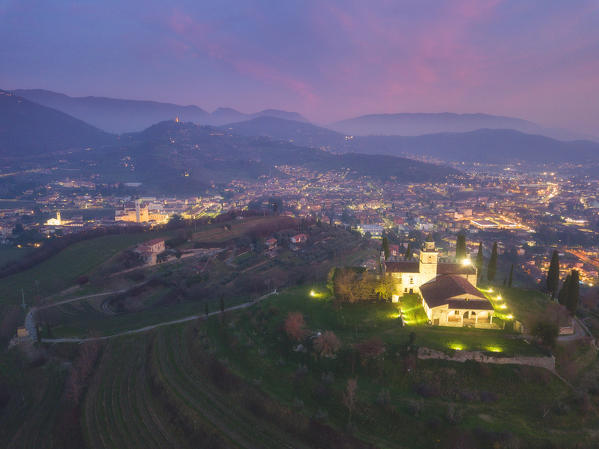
[0,90,114,156]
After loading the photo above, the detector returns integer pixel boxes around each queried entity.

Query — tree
[508,264,514,288]
[455,234,467,261]
[343,378,358,427]
[374,276,395,301]
[285,312,308,341]
[475,243,484,279]
[487,242,498,282]
[532,322,558,348]
[546,250,560,298]
[382,236,390,260]
[405,243,413,260]
[558,274,571,306]
[566,270,580,314]
[313,331,341,358]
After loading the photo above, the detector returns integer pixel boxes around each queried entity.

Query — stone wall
[417,347,555,371]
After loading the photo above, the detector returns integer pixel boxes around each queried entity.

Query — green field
[0,245,34,266]
[0,232,171,307]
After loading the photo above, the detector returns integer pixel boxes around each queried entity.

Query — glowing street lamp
[310,290,316,297]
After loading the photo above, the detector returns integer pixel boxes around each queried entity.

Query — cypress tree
[508,264,514,288]
[546,250,560,298]
[382,236,390,260]
[558,274,571,306]
[405,243,412,260]
[475,243,484,279]
[456,234,467,261]
[487,242,498,282]
[567,270,580,314]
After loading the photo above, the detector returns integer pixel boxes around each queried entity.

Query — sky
[0,0,598,134]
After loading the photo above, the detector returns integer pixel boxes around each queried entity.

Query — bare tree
[343,378,358,427]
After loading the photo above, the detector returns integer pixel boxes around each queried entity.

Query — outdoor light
[310,290,316,297]
[488,288,494,293]
[496,295,502,300]
[461,258,471,266]
[506,314,514,320]
[499,304,507,309]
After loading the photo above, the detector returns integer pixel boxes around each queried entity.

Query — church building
[384,239,495,328]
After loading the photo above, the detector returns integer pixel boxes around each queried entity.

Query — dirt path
[41,290,278,344]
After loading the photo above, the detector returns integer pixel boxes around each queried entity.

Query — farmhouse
[135,238,165,265]
[384,239,495,328]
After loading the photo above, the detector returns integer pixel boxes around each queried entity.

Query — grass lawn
[0,232,173,307]
[267,285,545,357]
[197,284,593,448]
[0,245,34,266]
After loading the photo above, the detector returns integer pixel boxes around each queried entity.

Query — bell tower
[419,238,438,284]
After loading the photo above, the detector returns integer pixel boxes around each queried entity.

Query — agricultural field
[0,232,171,307]
[35,219,376,340]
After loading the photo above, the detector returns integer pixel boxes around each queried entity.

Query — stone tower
[419,238,438,285]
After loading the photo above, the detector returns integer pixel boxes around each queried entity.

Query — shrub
[314,331,341,359]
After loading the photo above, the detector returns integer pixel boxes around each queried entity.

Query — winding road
[40,290,278,344]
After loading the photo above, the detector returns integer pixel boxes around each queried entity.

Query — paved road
[24,284,146,342]
[41,290,278,344]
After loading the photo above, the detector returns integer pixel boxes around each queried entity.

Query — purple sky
[1,0,598,133]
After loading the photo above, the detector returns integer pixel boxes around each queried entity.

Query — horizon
[1,0,598,134]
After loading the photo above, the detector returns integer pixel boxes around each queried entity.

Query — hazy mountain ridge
[12,89,308,133]
[329,112,596,141]
[221,116,599,163]
[0,90,114,156]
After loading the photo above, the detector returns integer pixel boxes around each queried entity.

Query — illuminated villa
[384,239,495,328]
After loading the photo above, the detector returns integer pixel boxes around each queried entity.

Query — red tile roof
[420,275,492,310]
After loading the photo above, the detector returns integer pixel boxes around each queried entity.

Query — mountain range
[0,91,458,194]
[329,112,596,141]
[223,116,599,164]
[12,89,308,134]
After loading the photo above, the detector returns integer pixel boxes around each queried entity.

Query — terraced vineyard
[82,326,318,449]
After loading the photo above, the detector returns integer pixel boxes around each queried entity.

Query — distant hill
[221,116,599,164]
[330,112,596,141]
[222,116,344,149]
[97,121,458,194]
[13,89,210,134]
[13,89,308,133]
[348,129,599,163]
[0,90,114,156]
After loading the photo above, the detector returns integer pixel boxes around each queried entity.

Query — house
[290,233,308,244]
[265,237,277,249]
[135,238,166,265]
